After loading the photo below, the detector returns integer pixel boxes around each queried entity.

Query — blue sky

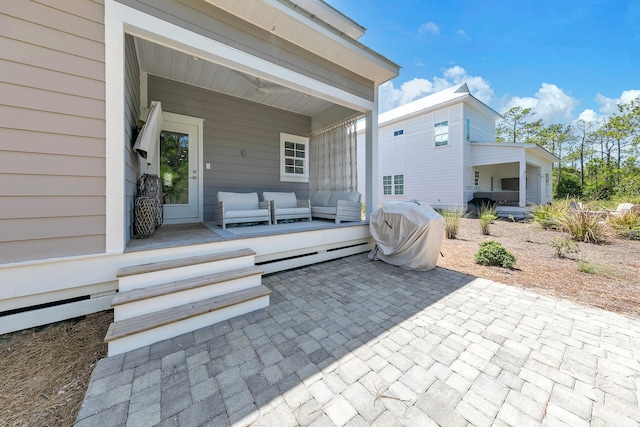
[325,0,640,124]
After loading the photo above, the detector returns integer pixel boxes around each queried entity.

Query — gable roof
[379,83,501,126]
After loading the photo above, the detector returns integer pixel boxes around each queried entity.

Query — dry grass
[0,311,112,427]
[1,218,639,426]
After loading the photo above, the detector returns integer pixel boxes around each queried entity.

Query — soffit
[204,0,399,84]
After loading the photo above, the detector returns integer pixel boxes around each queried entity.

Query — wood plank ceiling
[134,37,333,117]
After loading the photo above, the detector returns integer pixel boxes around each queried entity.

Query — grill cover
[368,201,446,271]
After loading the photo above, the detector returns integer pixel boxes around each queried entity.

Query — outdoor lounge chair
[215,191,271,229]
[310,191,362,224]
[610,202,635,216]
[262,191,311,224]
[569,201,583,211]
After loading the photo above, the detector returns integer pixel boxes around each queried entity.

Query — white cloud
[378,66,494,113]
[577,109,599,123]
[418,22,440,35]
[501,83,579,123]
[595,89,640,115]
[457,29,471,39]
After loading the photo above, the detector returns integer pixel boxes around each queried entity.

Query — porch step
[106,248,269,356]
[112,266,264,321]
[117,248,256,291]
[105,285,271,356]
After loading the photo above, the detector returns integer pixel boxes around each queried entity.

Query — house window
[394,175,404,195]
[393,129,404,137]
[383,175,392,195]
[435,121,448,147]
[280,133,309,182]
[545,173,550,184]
[466,118,471,141]
[474,171,480,186]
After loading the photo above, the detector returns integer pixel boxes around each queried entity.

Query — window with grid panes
[280,133,309,182]
[383,175,392,195]
[394,174,404,195]
[435,121,448,147]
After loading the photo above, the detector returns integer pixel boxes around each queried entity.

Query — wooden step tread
[105,285,271,342]
[111,266,264,306]
[117,248,256,278]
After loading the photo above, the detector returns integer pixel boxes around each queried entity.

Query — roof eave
[204,0,400,84]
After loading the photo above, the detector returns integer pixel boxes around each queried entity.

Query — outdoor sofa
[310,191,362,224]
[262,191,311,224]
[215,191,271,229]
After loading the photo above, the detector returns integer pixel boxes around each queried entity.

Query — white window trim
[435,120,449,147]
[280,133,309,182]
[393,174,404,195]
[383,174,404,195]
[466,118,471,142]
[383,175,392,195]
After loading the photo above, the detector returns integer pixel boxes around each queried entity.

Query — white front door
[156,112,203,224]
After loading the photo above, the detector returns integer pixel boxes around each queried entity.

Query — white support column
[104,3,126,253]
[519,159,527,207]
[365,87,379,221]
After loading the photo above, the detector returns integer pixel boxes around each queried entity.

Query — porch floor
[125,220,368,253]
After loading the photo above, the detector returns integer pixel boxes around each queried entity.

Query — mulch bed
[437,218,640,319]
[0,311,112,427]
[0,218,638,426]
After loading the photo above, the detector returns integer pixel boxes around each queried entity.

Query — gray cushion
[263,192,297,209]
[218,191,259,210]
[275,207,309,215]
[310,191,332,207]
[312,206,337,215]
[225,209,269,219]
[327,191,360,207]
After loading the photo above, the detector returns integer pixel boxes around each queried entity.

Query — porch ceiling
[134,37,337,117]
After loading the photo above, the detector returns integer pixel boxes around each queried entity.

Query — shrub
[607,207,640,240]
[558,210,611,243]
[578,260,597,274]
[477,203,498,235]
[549,238,580,258]
[441,209,465,239]
[578,259,613,275]
[554,174,582,199]
[531,202,567,230]
[474,240,517,269]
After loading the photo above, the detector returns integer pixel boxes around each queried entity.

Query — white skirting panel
[0,224,372,334]
[0,294,115,335]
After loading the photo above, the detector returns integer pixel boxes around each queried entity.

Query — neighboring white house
[358,83,558,215]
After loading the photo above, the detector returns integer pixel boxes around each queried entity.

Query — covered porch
[106,0,399,255]
[469,142,558,213]
[100,0,399,355]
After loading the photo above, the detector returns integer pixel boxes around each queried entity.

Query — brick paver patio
[76,253,640,426]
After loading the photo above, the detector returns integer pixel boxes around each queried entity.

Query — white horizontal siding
[404,105,465,208]
[465,104,496,142]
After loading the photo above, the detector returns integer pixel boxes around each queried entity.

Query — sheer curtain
[309,117,358,192]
